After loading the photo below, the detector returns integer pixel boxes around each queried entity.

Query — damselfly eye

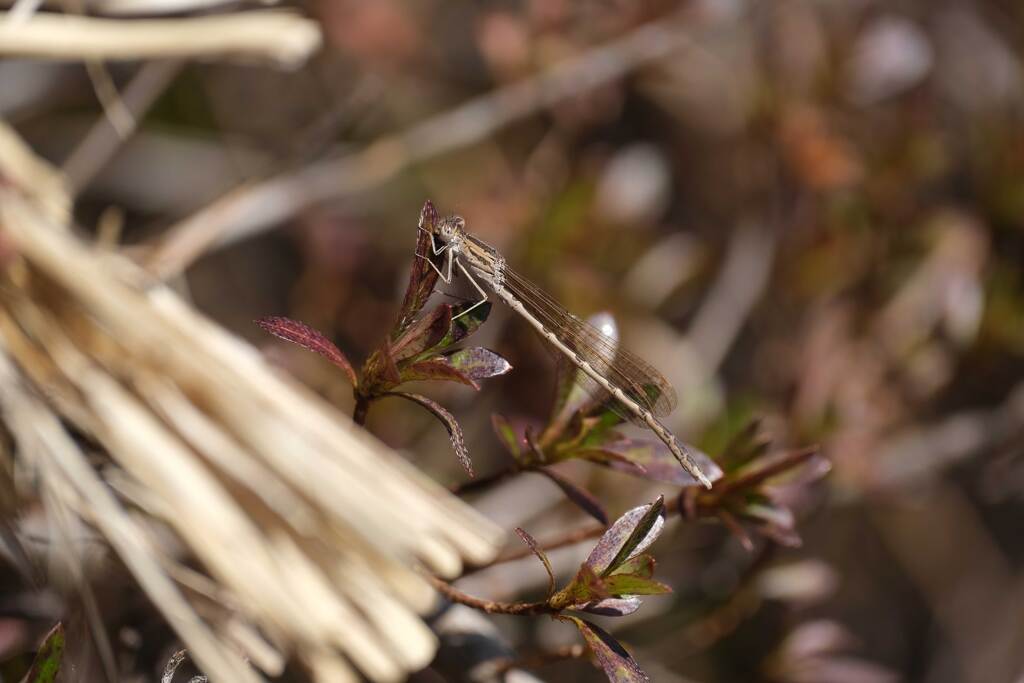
[438,216,464,239]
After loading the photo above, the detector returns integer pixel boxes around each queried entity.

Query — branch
[63,59,184,195]
[427,575,552,616]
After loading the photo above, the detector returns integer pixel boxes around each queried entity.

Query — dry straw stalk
[0,121,503,682]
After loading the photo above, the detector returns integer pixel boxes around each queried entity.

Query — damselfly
[420,214,714,489]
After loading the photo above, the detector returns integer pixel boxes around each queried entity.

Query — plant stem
[352,394,371,426]
[427,575,552,616]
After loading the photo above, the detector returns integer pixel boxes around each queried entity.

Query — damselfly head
[436,215,465,243]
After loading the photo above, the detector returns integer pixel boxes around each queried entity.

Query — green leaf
[602,574,672,596]
[609,554,655,579]
[549,412,620,461]
[562,616,649,683]
[25,623,63,683]
[514,527,555,597]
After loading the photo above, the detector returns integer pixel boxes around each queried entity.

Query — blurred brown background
[4,0,1024,681]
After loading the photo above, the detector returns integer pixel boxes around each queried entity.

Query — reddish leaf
[392,304,454,361]
[384,392,472,476]
[515,527,555,597]
[537,467,609,525]
[563,616,649,683]
[586,497,665,576]
[393,200,442,338]
[256,316,357,386]
[445,347,512,380]
[581,438,723,487]
[392,301,493,366]
[401,357,480,389]
[718,508,755,552]
[577,597,642,617]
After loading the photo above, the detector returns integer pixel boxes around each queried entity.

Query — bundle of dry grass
[0,123,503,681]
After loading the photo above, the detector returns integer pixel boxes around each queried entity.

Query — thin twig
[466,522,607,574]
[426,575,552,616]
[144,10,704,279]
[64,59,184,194]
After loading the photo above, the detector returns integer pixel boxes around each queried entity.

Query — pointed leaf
[564,616,649,683]
[384,392,472,476]
[603,574,672,596]
[393,200,442,337]
[445,300,491,346]
[491,414,521,458]
[25,622,63,683]
[720,418,772,471]
[392,304,454,361]
[718,446,822,496]
[255,316,357,386]
[445,347,512,380]
[550,412,622,461]
[393,301,494,365]
[400,357,480,389]
[555,563,609,608]
[515,527,555,597]
[577,597,642,617]
[610,554,655,579]
[718,508,755,551]
[586,497,665,576]
[537,467,609,525]
[582,438,723,487]
[575,442,649,477]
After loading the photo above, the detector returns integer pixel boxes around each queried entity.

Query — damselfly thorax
[422,214,714,489]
